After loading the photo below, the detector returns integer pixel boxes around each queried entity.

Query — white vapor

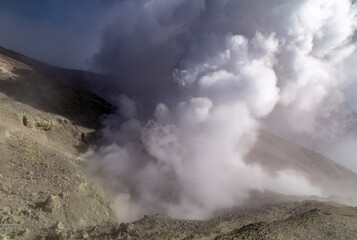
[85,0,357,220]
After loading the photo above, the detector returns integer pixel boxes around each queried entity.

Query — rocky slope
[0,46,356,239]
[0,46,117,239]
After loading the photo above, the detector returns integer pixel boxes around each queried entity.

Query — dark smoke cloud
[91,0,205,105]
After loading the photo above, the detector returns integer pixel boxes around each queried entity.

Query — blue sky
[0,0,120,69]
[0,0,117,27]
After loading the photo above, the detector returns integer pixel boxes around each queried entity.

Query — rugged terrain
[0,46,357,239]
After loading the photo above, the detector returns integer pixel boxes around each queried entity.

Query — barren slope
[0,46,117,239]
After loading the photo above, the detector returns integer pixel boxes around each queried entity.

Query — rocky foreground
[0,46,357,239]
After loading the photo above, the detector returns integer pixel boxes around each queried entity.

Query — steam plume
[86,0,357,220]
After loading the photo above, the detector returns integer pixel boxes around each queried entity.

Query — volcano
[0,46,357,239]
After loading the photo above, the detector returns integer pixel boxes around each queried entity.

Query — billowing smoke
[85,0,357,220]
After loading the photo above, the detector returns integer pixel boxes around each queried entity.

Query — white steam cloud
[86,0,357,220]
